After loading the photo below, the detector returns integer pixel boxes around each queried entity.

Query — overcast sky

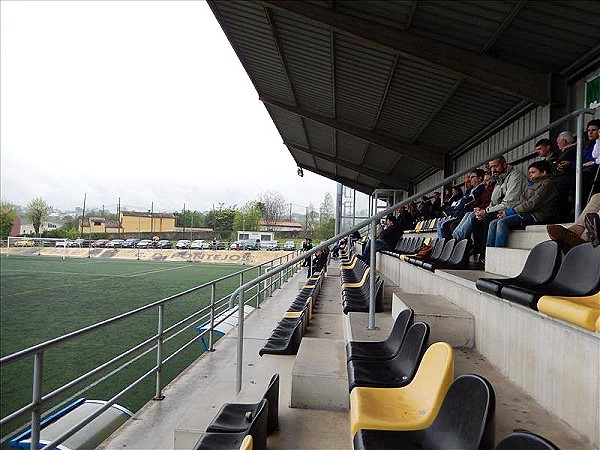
[0,0,337,215]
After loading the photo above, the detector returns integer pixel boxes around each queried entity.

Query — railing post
[368,218,377,330]
[575,112,584,219]
[30,352,43,450]
[209,283,216,351]
[256,265,262,308]
[236,289,245,394]
[278,259,283,289]
[154,304,165,400]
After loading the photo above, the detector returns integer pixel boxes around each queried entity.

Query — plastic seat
[537,292,600,331]
[194,398,267,450]
[350,342,454,437]
[494,430,560,450]
[427,238,469,271]
[347,322,430,391]
[420,239,456,271]
[353,374,496,450]
[476,241,561,297]
[207,374,279,435]
[259,320,303,356]
[343,279,384,314]
[346,308,414,362]
[500,243,600,309]
[405,238,445,265]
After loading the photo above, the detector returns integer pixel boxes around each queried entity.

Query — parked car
[210,241,225,250]
[68,238,92,248]
[156,240,172,249]
[105,239,125,248]
[175,240,191,249]
[55,239,72,247]
[229,240,244,250]
[92,239,109,248]
[243,239,260,250]
[190,240,210,250]
[14,239,35,247]
[265,241,279,251]
[121,238,140,248]
[136,239,154,249]
[283,241,296,251]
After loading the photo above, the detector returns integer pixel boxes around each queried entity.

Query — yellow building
[80,217,122,234]
[119,211,176,233]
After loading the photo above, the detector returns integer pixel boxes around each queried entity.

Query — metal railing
[0,251,302,449]
[228,106,598,392]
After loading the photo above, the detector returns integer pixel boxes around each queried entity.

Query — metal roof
[209,0,600,194]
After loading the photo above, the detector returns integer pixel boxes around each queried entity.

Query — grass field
[0,254,258,439]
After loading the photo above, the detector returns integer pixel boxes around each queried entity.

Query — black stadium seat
[346,308,414,363]
[499,243,600,309]
[476,240,561,297]
[347,322,430,391]
[353,374,496,450]
[495,430,560,450]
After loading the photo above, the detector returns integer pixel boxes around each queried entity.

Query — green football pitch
[0,254,257,435]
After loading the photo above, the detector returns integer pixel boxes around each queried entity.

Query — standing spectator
[301,237,313,267]
[362,215,402,266]
[486,161,559,249]
[452,156,528,263]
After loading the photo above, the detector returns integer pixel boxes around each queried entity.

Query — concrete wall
[377,254,600,448]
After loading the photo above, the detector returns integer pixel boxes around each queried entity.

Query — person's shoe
[546,224,585,252]
[584,213,600,247]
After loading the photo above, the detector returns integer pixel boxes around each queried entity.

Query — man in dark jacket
[362,215,402,266]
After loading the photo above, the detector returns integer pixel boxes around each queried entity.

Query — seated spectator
[332,237,346,258]
[362,215,402,266]
[396,205,414,231]
[463,174,472,193]
[310,247,329,275]
[535,138,559,164]
[436,169,485,239]
[443,186,464,215]
[430,191,443,217]
[416,196,432,221]
[486,161,559,249]
[442,187,453,209]
[452,156,528,264]
[546,193,600,251]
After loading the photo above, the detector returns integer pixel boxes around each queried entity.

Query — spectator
[436,169,485,239]
[397,206,414,231]
[452,156,528,263]
[463,174,472,193]
[442,187,453,209]
[311,247,329,275]
[430,191,443,217]
[443,186,464,215]
[535,138,559,164]
[546,193,600,251]
[301,237,313,267]
[416,196,432,221]
[362,215,402,266]
[486,161,559,249]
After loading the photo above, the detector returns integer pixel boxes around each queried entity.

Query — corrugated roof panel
[335,35,397,129]
[492,1,600,71]
[271,11,334,116]
[336,132,369,164]
[290,148,315,168]
[337,166,359,182]
[418,82,521,150]
[335,0,414,30]
[314,158,337,175]
[356,173,381,189]
[410,1,517,52]
[304,119,334,154]
[362,144,399,173]
[391,157,431,180]
[215,2,295,104]
[376,59,459,141]
[266,105,309,147]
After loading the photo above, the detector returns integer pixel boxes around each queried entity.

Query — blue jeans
[486,213,538,248]
[363,239,389,266]
[452,212,478,241]
[436,216,456,239]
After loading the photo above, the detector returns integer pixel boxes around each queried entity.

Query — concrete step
[506,226,549,249]
[485,247,529,277]
[391,292,474,348]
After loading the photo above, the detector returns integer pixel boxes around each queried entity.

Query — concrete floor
[100,264,592,450]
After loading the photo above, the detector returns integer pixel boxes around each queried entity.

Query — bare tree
[320,192,334,222]
[259,191,287,231]
[305,202,319,232]
[26,198,51,236]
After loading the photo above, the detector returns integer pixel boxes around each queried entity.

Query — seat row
[340,255,384,314]
[193,374,279,450]
[380,236,431,258]
[258,271,324,356]
[403,218,439,234]
[400,237,470,271]
[347,308,561,450]
[476,241,600,330]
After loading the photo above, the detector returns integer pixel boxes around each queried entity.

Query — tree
[304,203,319,232]
[259,191,287,231]
[205,207,236,232]
[320,192,334,223]
[233,202,262,231]
[174,210,205,228]
[0,201,17,239]
[25,198,51,236]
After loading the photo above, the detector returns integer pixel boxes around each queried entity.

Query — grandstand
[1,1,600,449]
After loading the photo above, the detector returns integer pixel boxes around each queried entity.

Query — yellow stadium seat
[342,267,370,289]
[342,256,359,270]
[283,311,303,319]
[538,293,600,331]
[240,435,253,450]
[596,315,600,333]
[415,221,424,232]
[349,342,454,437]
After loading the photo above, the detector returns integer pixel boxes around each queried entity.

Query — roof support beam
[262,96,444,168]
[261,0,550,104]
[287,142,410,191]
